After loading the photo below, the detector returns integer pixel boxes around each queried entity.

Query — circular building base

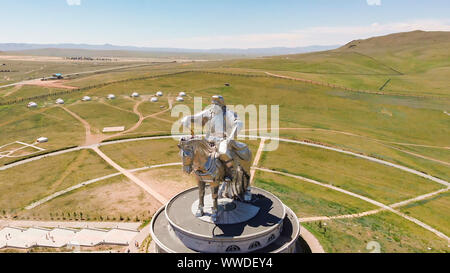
[151,187,302,253]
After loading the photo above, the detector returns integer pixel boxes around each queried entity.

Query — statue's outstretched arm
[181,108,210,129]
[228,112,244,140]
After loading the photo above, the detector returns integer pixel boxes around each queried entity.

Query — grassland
[0,58,144,85]
[0,106,85,165]
[254,171,377,217]
[276,129,450,182]
[0,149,115,214]
[400,192,450,236]
[303,211,449,253]
[0,31,448,253]
[259,142,444,204]
[18,175,159,222]
[67,102,139,133]
[228,31,450,97]
[99,138,181,169]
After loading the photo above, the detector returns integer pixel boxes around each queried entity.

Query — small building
[37,137,48,143]
[102,127,125,133]
[131,92,140,98]
[151,97,159,103]
[107,94,116,100]
[55,98,65,105]
[82,96,92,102]
[176,97,184,102]
[53,73,64,79]
[27,102,38,108]
[179,92,186,97]
[156,91,163,97]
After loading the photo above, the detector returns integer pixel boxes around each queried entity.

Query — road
[0,63,158,90]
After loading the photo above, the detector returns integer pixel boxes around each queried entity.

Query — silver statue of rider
[181,95,252,202]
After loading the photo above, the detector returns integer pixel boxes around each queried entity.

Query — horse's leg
[210,181,220,221]
[196,177,205,217]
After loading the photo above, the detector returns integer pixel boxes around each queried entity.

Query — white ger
[131,92,140,98]
[27,102,38,108]
[107,94,116,100]
[55,98,65,105]
[37,137,48,143]
[82,96,92,101]
[156,91,163,97]
[151,97,159,103]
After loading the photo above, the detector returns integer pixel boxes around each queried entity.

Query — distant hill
[0,43,339,58]
[228,30,450,96]
[339,30,450,53]
[337,30,450,74]
[231,31,450,73]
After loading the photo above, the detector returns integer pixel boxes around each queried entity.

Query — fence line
[0,70,442,106]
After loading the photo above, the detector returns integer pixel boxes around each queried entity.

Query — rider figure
[181,95,245,192]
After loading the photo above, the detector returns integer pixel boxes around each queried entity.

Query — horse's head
[178,137,195,174]
[178,137,213,174]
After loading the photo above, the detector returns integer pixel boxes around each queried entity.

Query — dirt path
[380,143,450,167]
[2,85,23,97]
[60,106,104,146]
[106,99,146,140]
[92,146,168,205]
[250,138,266,184]
[25,163,182,210]
[49,149,88,191]
[102,96,173,142]
[274,137,450,187]
[23,79,77,89]
[245,127,450,150]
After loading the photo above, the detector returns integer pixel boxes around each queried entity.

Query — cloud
[145,19,450,49]
[66,0,81,6]
[367,0,381,6]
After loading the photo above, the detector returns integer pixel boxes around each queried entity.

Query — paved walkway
[299,225,325,253]
[0,220,140,230]
[0,226,138,249]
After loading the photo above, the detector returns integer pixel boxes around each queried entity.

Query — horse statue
[178,136,252,222]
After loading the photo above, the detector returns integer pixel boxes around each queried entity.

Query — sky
[0,0,449,49]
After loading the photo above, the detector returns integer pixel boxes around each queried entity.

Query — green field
[304,211,449,253]
[68,102,139,133]
[99,138,181,169]
[0,149,115,214]
[18,175,158,222]
[254,171,377,217]
[0,30,449,253]
[260,142,444,204]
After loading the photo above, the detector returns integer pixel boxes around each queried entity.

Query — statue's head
[211,95,225,107]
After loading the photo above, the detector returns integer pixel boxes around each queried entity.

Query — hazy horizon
[0,0,449,49]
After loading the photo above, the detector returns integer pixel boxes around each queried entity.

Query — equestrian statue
[178,95,252,222]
